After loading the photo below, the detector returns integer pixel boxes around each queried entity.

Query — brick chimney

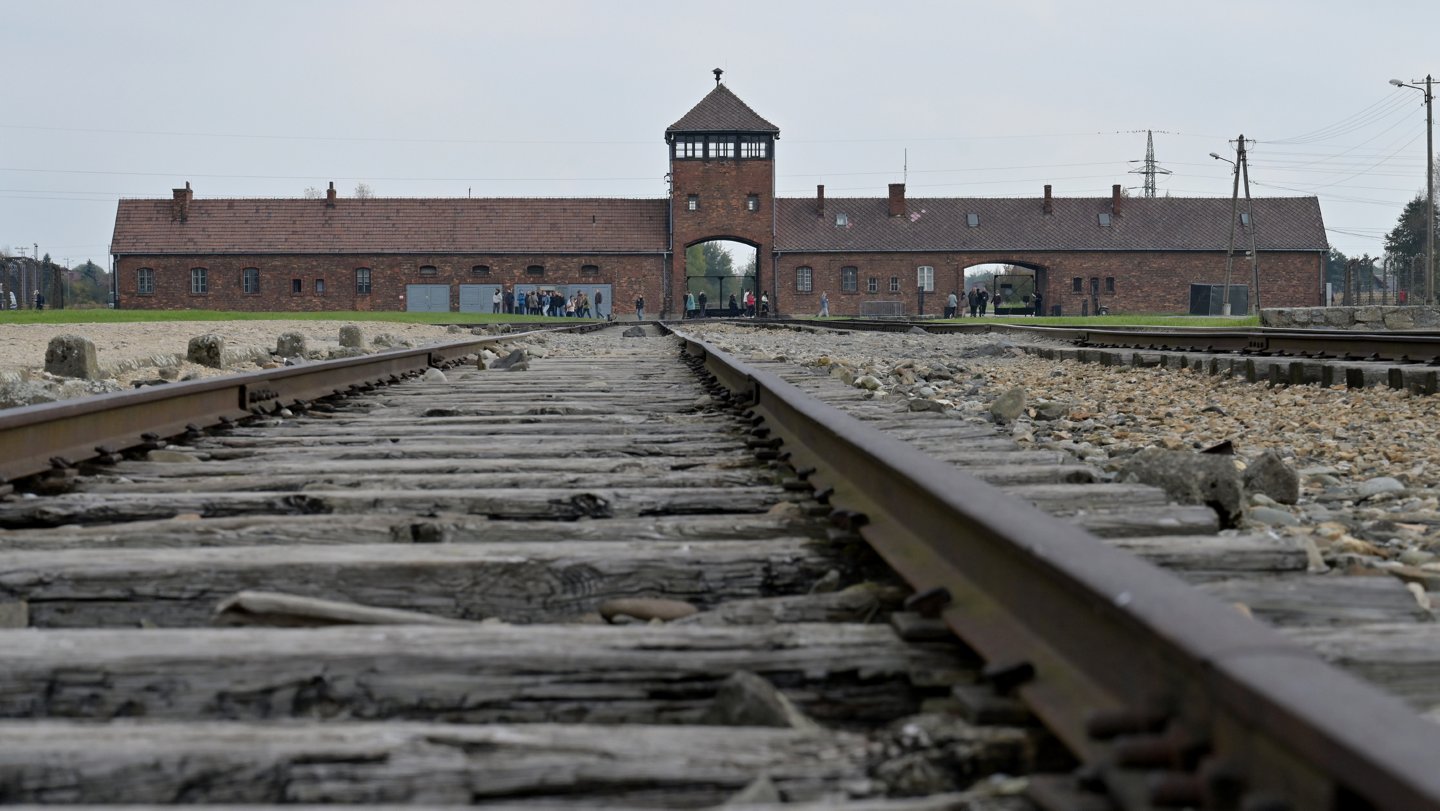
[326,181,337,208]
[816,184,825,217]
[1111,184,1122,216]
[1043,184,1053,215]
[888,183,906,217]
[171,181,192,222]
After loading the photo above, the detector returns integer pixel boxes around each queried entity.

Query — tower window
[841,267,858,292]
[687,194,699,211]
[707,136,734,159]
[741,137,769,159]
[796,266,813,293]
[746,194,759,212]
[242,267,260,294]
[675,136,703,159]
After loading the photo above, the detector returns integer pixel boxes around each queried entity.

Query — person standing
[818,291,829,318]
[967,287,979,317]
[684,291,696,319]
[698,291,708,318]
[1032,291,1043,317]
[946,290,958,319]
[759,292,770,318]
[492,288,502,314]
[728,293,739,316]
[977,287,990,317]
[635,294,645,320]
[744,290,755,317]
[594,289,603,318]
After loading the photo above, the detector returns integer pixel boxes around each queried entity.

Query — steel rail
[0,324,600,486]
[671,326,1440,810]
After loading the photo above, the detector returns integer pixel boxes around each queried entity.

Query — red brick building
[111,76,1326,317]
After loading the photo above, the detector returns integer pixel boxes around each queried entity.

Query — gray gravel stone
[275,332,307,357]
[989,386,1026,423]
[1249,506,1300,527]
[1119,448,1244,526]
[338,324,365,348]
[1357,477,1406,499]
[186,334,225,368]
[1244,449,1300,505]
[43,335,99,380]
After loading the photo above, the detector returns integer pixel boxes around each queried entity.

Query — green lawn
[980,314,1261,328]
[0,309,586,325]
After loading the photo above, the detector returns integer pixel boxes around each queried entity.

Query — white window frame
[841,266,858,293]
[796,266,813,293]
[917,266,934,292]
[356,267,372,294]
[242,267,260,295]
[137,267,154,295]
[190,267,208,295]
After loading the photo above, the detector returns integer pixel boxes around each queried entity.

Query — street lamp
[1211,151,1240,315]
[1391,76,1434,305]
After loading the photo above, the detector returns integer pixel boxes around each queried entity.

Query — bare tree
[354,183,374,199]
[302,187,322,199]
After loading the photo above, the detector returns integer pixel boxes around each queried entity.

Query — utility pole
[1239,139,1261,312]
[1221,134,1243,316]
[1427,74,1434,306]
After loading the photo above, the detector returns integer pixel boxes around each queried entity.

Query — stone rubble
[677,323,1440,579]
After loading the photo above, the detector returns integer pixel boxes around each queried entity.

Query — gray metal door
[459,284,500,313]
[405,284,450,313]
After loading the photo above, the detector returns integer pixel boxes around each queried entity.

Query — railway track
[1,322,1439,808]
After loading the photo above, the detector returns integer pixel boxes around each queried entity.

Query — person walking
[594,289,603,318]
[744,290,755,317]
[818,291,829,318]
[759,292,770,318]
[967,287,979,318]
[977,287,990,317]
[946,290,958,319]
[1032,291,1043,317]
[635,294,645,321]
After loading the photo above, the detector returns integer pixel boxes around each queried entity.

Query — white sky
[2,0,1436,268]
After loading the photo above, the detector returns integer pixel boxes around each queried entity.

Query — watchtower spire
[713,68,723,86]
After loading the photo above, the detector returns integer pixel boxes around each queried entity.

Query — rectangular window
[966,213,979,227]
[137,267,154,295]
[292,278,302,294]
[889,276,900,293]
[740,137,769,158]
[315,278,326,295]
[581,264,599,275]
[707,136,734,159]
[419,265,438,276]
[1072,277,1083,293]
[1240,212,1252,227]
[356,267,372,294]
[746,194,759,212]
[917,266,934,292]
[841,266,858,293]
[867,277,878,293]
[1098,212,1112,227]
[471,265,490,275]
[189,267,208,295]
[526,265,544,276]
[675,136,703,159]
[835,212,848,227]
[687,194,699,211]
[242,267,260,295]
[796,266,813,293]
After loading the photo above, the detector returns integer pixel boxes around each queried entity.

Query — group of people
[491,287,601,318]
[943,287,1043,318]
[682,289,768,318]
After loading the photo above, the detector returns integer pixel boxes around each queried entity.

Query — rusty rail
[672,326,1440,810]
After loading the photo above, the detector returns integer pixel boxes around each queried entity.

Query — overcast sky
[2,0,1436,268]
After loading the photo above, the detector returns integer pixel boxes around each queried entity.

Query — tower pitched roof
[666,84,779,135]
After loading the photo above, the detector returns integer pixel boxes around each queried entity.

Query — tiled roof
[666,85,780,135]
[775,196,1327,253]
[111,198,670,255]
